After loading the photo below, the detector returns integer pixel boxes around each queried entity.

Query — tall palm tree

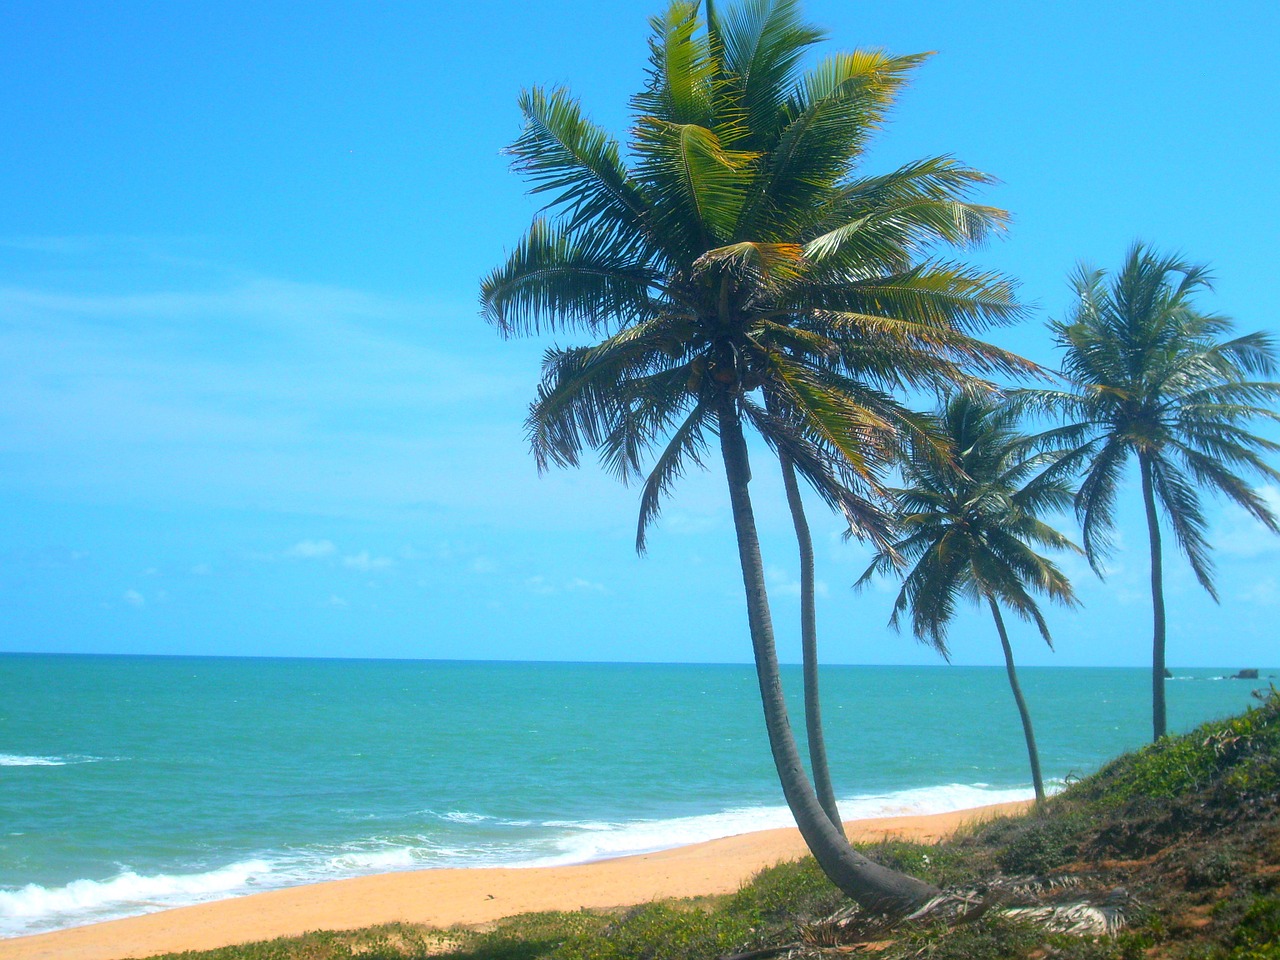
[857,393,1079,802]
[1024,244,1280,740]
[481,0,1035,911]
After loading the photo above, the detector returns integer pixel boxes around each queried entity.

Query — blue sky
[2,0,1278,667]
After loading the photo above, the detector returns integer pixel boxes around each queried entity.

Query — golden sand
[0,801,1029,960]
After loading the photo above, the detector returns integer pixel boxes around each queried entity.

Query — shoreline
[0,800,1030,960]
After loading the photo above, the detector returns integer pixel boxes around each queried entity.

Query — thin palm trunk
[1139,455,1168,740]
[779,453,845,836]
[718,395,937,914]
[986,595,1045,802]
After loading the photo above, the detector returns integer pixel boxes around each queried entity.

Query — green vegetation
[144,690,1280,960]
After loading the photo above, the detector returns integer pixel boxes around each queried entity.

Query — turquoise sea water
[0,655,1272,937]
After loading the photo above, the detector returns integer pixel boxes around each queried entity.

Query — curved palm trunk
[1139,455,1167,741]
[779,453,845,836]
[986,596,1045,803]
[718,395,937,914]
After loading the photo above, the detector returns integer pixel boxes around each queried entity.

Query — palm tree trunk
[779,453,845,836]
[1139,455,1167,740]
[986,596,1045,803]
[717,394,938,914]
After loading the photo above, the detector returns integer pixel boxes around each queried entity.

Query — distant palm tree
[858,393,1077,801]
[1024,244,1280,740]
[482,0,1034,910]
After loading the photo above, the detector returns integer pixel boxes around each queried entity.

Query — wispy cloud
[765,566,829,599]
[524,575,609,596]
[0,254,578,524]
[343,550,394,571]
[1218,486,1280,558]
[284,540,337,559]
[1239,577,1279,605]
[122,589,145,608]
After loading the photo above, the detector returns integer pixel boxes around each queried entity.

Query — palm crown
[859,393,1079,654]
[1032,244,1280,594]
[482,0,1034,549]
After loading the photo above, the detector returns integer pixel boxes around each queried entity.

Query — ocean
[0,655,1271,938]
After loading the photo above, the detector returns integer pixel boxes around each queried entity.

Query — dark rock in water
[1232,669,1260,680]
[1164,668,1174,678]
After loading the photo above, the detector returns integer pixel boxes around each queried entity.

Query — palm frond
[481,219,665,336]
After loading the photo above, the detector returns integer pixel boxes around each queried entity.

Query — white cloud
[123,589,145,608]
[1239,577,1280,605]
[0,263,555,528]
[766,566,828,599]
[285,539,337,559]
[324,595,350,608]
[525,575,609,595]
[1218,486,1280,558]
[191,563,213,576]
[343,551,394,571]
[471,557,497,575]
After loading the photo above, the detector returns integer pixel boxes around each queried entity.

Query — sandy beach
[0,800,1028,960]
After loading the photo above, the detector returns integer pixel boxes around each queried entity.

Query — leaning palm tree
[482,0,1036,911]
[1022,245,1280,741]
[858,393,1079,802]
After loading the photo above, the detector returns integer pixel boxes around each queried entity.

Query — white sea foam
[441,810,493,824]
[1,783,1037,938]
[516,782,1040,868]
[0,754,116,767]
[0,860,271,937]
[326,846,428,871]
[0,755,67,767]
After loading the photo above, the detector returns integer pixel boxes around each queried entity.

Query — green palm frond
[482,219,665,336]
[636,398,715,553]
[715,0,825,142]
[739,49,925,236]
[510,87,657,259]
[1023,242,1280,594]
[633,118,759,245]
[858,393,1079,650]
[634,2,718,127]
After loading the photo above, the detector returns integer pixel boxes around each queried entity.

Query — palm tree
[1024,244,1280,741]
[481,0,1036,911]
[857,393,1079,802]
